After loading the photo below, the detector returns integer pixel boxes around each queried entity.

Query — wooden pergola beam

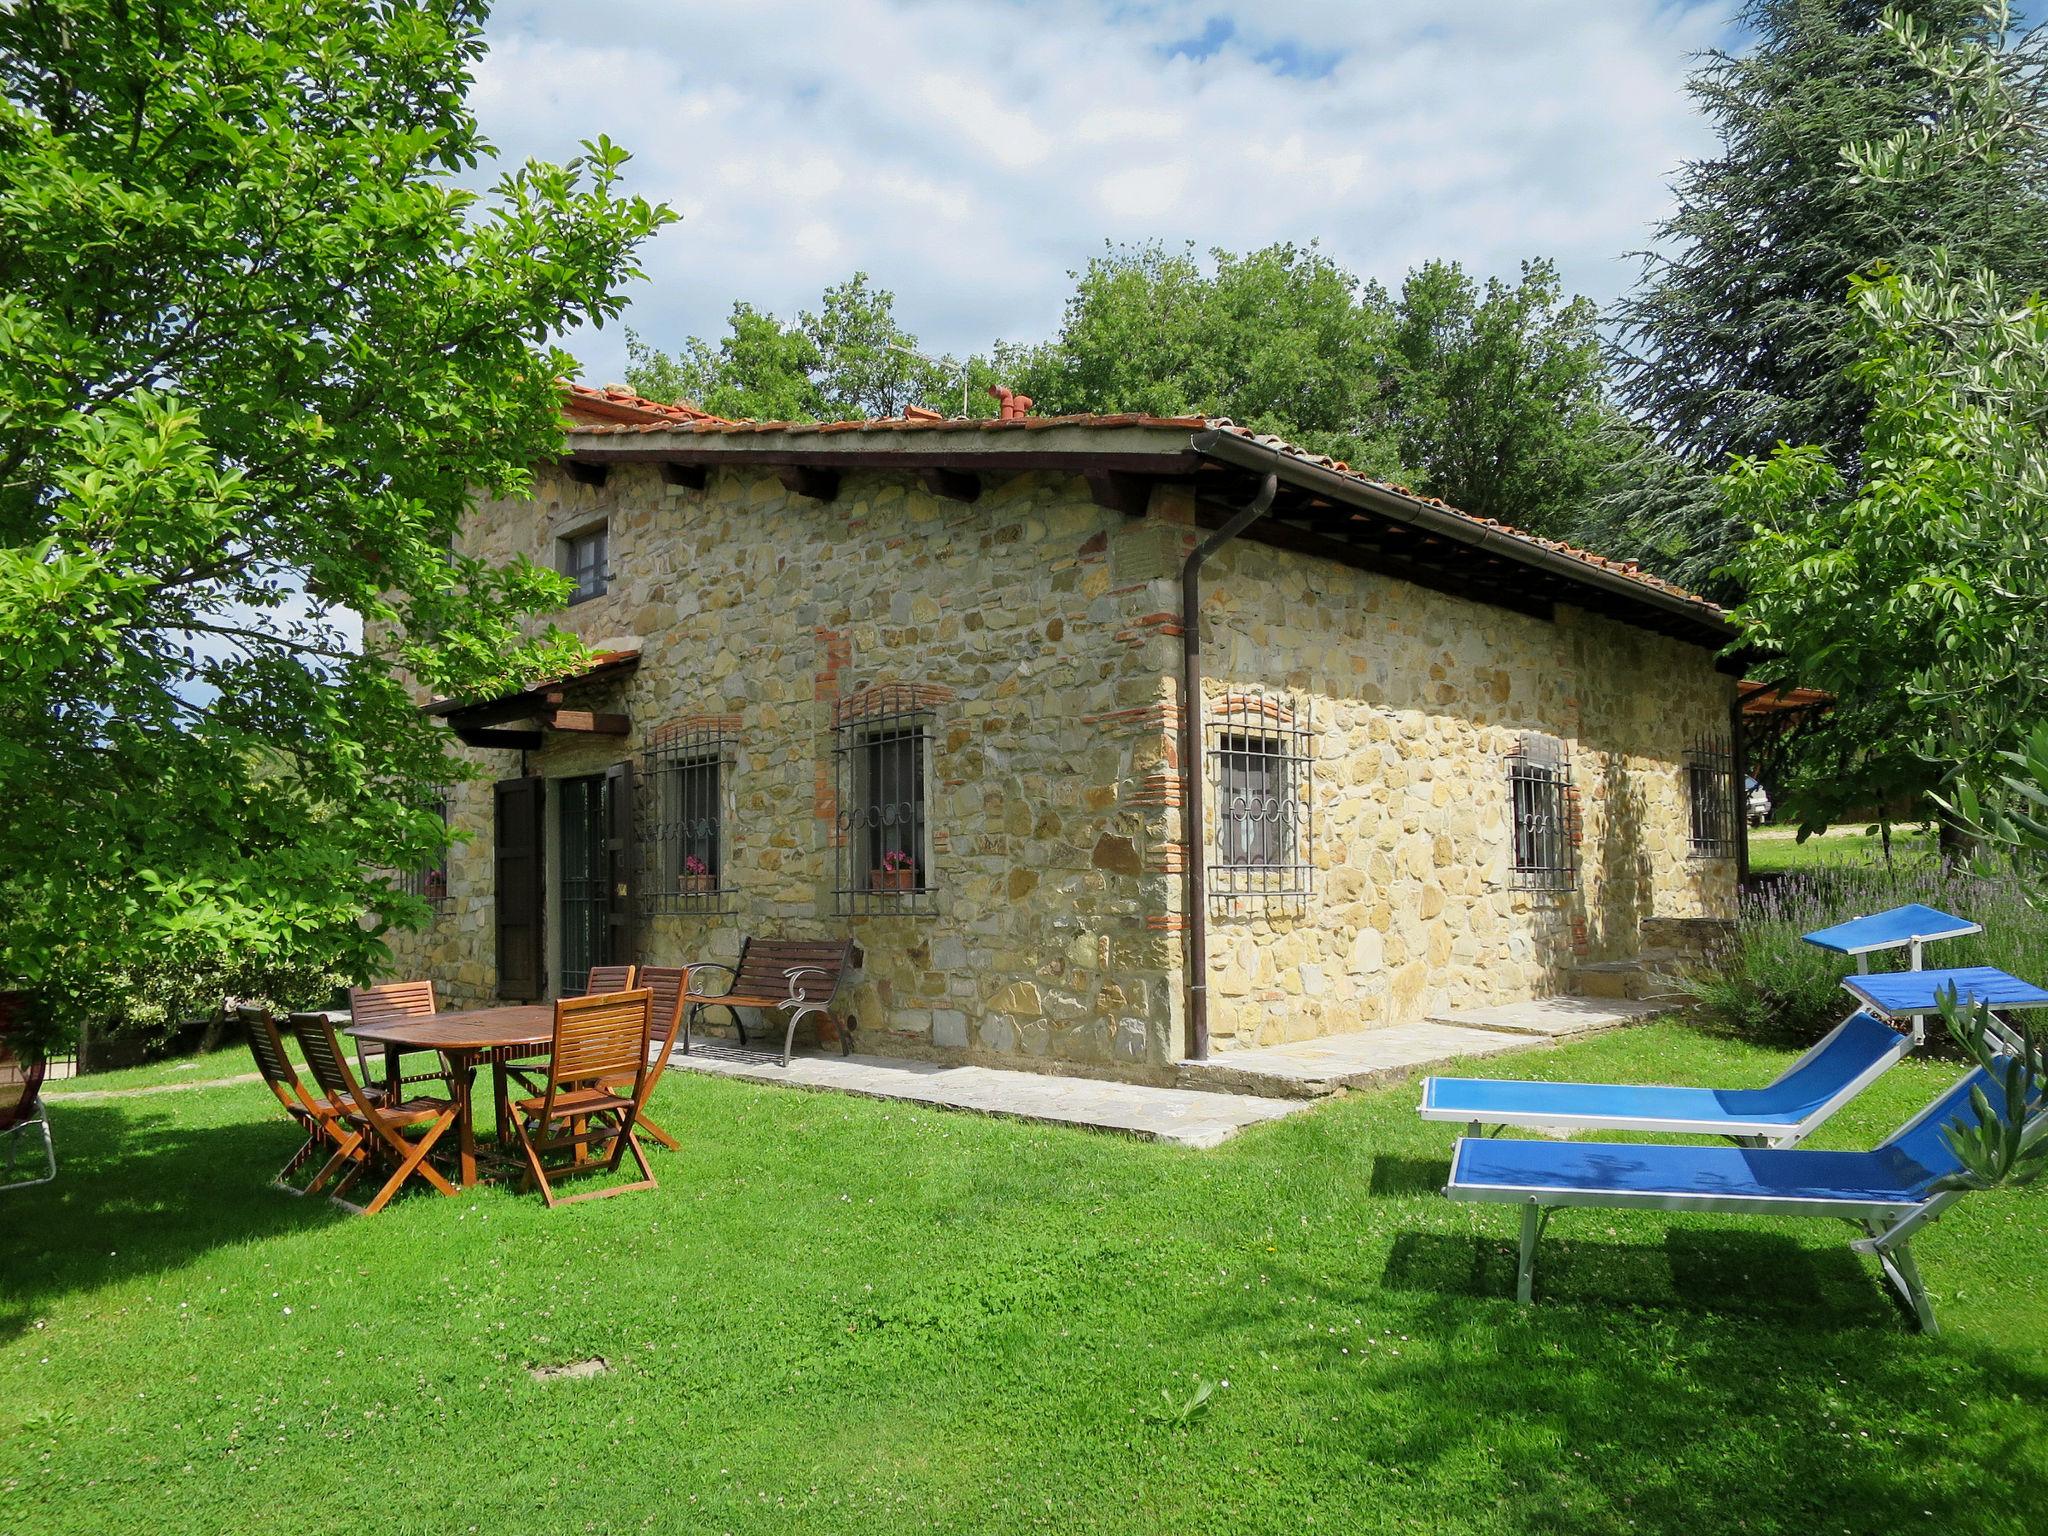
[542,708,630,736]
[1085,469,1153,517]
[778,465,841,503]
[454,727,544,750]
[919,466,982,503]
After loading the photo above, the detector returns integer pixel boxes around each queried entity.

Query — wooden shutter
[494,776,545,1000]
[604,758,636,967]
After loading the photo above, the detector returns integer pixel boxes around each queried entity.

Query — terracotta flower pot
[870,867,916,893]
[679,873,715,895]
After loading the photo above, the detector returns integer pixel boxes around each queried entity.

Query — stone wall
[1189,535,1738,1049]
[383,458,1735,1070]
[385,461,1191,1067]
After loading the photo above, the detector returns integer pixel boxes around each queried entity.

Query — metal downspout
[1180,471,1278,1062]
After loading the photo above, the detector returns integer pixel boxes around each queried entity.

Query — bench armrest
[781,966,833,1006]
[680,961,737,999]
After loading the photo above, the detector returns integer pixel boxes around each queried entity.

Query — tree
[1014,241,1402,475]
[633,243,1630,540]
[1384,259,1617,537]
[1725,257,2048,833]
[1610,0,2048,591]
[0,0,672,1047]
[626,272,967,421]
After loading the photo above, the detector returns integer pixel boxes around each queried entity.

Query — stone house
[384,383,1744,1077]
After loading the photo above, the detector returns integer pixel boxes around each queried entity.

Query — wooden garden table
[345,1005,553,1189]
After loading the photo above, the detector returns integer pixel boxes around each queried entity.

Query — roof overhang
[561,421,1739,659]
[424,649,640,749]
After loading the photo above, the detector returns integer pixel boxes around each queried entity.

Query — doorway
[557,773,612,996]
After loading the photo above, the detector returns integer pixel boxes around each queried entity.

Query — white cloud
[475,0,1737,384]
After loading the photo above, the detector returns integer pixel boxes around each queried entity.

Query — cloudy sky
[476,1,1749,386]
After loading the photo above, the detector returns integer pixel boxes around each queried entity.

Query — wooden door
[604,758,636,968]
[494,776,545,1000]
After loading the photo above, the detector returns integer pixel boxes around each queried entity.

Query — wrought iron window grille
[1686,734,1739,859]
[832,684,938,916]
[1206,693,1314,912]
[397,788,453,912]
[1509,735,1579,892]
[640,719,735,915]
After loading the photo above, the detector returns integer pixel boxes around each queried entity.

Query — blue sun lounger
[1419,1010,1915,1146]
[1420,967,2047,1145]
[1444,1061,2037,1333]
[1419,906,2016,1147]
[1800,902,1979,973]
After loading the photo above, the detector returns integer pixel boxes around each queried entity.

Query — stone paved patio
[667,993,1670,1147]
[669,1041,1313,1148]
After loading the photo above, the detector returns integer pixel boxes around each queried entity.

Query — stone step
[1427,994,1670,1038]
[1567,959,1696,1004]
[1178,1021,1540,1100]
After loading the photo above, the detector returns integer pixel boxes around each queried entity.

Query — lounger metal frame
[1419,1009,1919,1148]
[1445,1067,2039,1335]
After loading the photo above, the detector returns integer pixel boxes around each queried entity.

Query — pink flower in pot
[873,849,917,892]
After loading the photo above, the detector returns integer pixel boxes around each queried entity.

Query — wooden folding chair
[581,964,637,995]
[512,990,657,1208]
[234,1002,355,1193]
[347,981,449,1102]
[611,966,687,1151]
[0,1008,54,1194]
[292,1011,459,1216]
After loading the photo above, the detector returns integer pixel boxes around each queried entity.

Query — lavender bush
[1689,864,2048,1046]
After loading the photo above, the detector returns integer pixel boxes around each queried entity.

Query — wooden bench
[682,938,854,1066]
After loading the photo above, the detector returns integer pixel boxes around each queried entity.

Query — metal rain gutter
[1179,470,1278,1063]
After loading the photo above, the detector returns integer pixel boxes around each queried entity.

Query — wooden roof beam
[777,465,841,502]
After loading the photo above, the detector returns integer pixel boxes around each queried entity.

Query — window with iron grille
[558,522,609,604]
[1509,736,1577,891]
[398,788,452,911]
[639,720,733,914]
[1686,735,1738,858]
[833,686,935,915]
[1207,694,1313,909]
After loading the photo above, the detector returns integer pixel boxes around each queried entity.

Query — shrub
[1689,864,2048,1046]
[76,949,343,1065]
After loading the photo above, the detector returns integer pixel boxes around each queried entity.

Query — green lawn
[3,1023,2044,1535]
[1746,823,1939,874]
[42,1036,307,1098]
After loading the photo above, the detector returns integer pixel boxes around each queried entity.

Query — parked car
[1745,775,1772,826]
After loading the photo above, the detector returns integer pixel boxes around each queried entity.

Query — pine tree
[1609,0,2048,589]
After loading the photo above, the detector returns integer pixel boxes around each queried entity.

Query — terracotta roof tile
[560,380,722,427]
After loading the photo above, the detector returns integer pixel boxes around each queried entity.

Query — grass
[1746,823,1940,874]
[42,1037,307,1097]
[3,1024,2044,1535]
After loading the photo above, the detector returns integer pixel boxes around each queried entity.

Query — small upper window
[559,523,609,604]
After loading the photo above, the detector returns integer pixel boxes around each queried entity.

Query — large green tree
[1012,241,1402,476]
[0,0,671,1045]
[1610,0,2048,590]
[640,243,1626,540]
[1382,259,1617,536]
[625,272,972,422]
